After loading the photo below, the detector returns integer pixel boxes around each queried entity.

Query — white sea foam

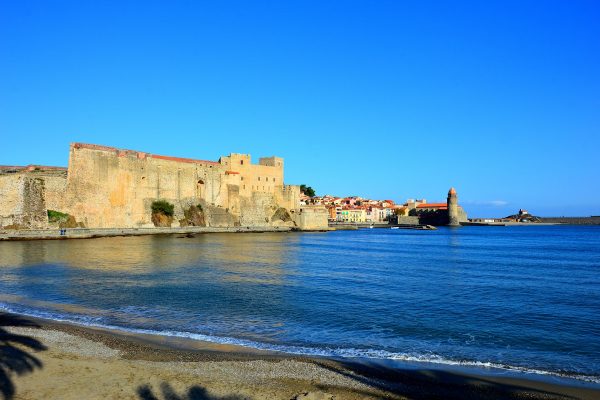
[1,303,598,384]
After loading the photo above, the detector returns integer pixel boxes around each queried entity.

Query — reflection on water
[0,233,304,343]
[0,233,298,281]
[1,227,600,382]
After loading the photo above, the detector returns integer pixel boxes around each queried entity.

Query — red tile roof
[416,203,447,209]
[72,143,220,165]
[0,165,67,171]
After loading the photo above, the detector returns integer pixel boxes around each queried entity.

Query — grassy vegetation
[47,210,69,223]
[151,200,175,216]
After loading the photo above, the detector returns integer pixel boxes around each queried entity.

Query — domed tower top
[448,187,457,196]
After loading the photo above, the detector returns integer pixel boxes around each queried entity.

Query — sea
[1,226,599,383]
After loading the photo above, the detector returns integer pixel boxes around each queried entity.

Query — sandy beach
[1,313,598,400]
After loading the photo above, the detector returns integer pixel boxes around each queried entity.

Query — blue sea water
[0,226,599,382]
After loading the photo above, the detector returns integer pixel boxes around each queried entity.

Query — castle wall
[0,175,25,227]
[292,206,329,230]
[0,175,48,229]
[43,175,68,212]
[395,216,420,225]
[1,143,328,231]
[64,144,233,228]
[238,193,278,227]
[61,144,313,229]
[276,185,301,212]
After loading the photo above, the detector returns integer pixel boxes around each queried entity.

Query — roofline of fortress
[0,164,68,171]
[71,142,221,166]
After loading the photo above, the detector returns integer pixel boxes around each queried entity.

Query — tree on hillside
[300,184,316,197]
[394,207,407,216]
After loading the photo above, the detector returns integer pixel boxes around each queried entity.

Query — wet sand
[3,313,599,400]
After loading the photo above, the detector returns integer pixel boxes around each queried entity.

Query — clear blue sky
[1,1,599,217]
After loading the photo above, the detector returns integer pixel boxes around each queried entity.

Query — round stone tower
[447,187,460,226]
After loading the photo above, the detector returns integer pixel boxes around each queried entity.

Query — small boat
[390,226,400,230]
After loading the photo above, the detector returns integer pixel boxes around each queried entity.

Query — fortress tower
[447,187,460,226]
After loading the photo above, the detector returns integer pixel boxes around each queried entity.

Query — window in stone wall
[258,177,261,181]
[240,160,244,165]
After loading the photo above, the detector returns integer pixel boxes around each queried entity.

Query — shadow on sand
[310,359,578,400]
[137,382,249,400]
[0,313,47,400]
[135,359,584,400]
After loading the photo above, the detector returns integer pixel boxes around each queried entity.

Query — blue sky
[1,1,598,217]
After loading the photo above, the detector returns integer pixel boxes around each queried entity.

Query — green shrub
[300,184,316,197]
[47,210,69,223]
[151,200,175,216]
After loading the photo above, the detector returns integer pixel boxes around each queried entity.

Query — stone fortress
[0,143,329,231]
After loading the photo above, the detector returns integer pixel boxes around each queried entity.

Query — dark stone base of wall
[539,217,600,225]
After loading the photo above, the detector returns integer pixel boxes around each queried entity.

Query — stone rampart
[62,143,326,230]
[64,144,241,228]
[0,143,328,231]
[43,175,67,212]
[395,216,420,225]
[292,206,329,230]
[0,175,48,229]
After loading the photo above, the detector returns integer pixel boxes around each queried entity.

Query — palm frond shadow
[137,382,249,400]
[0,313,47,400]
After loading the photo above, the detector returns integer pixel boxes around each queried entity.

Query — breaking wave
[2,302,598,384]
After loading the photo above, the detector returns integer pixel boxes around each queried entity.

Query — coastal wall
[539,217,600,225]
[60,143,322,230]
[0,174,48,229]
[0,143,328,231]
[63,144,228,228]
[292,206,329,230]
[395,216,420,225]
[457,208,468,223]
[41,174,68,212]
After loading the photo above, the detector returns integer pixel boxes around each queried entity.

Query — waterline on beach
[2,302,598,385]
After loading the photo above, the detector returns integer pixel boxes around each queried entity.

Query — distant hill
[505,209,541,223]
